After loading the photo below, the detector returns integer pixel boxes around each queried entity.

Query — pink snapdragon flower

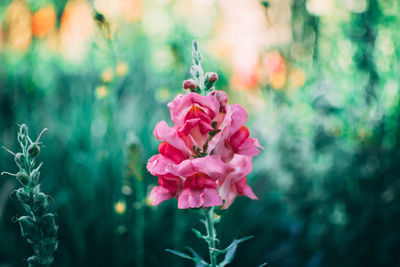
[147,85,261,209]
[168,92,220,150]
[148,155,230,208]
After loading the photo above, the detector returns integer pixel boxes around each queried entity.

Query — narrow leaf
[192,228,204,239]
[165,249,194,261]
[219,243,238,267]
[222,236,254,253]
[218,236,255,266]
[186,246,208,266]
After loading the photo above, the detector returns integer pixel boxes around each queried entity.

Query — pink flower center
[158,141,187,163]
[184,172,215,190]
[159,176,181,195]
[230,126,250,152]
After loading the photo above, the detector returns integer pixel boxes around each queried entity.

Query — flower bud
[14,153,26,169]
[207,72,218,83]
[27,256,41,266]
[208,90,228,109]
[16,188,30,203]
[192,40,199,51]
[41,214,57,237]
[18,216,38,241]
[191,66,200,79]
[183,79,197,91]
[205,72,218,89]
[43,241,58,257]
[17,172,30,186]
[33,193,49,216]
[30,168,41,185]
[27,143,40,158]
[19,124,28,138]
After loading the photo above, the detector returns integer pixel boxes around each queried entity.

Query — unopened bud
[207,72,218,83]
[209,90,228,108]
[17,172,30,186]
[183,79,197,91]
[205,72,219,89]
[18,216,38,240]
[14,153,26,169]
[33,193,49,215]
[27,143,40,158]
[41,214,57,237]
[192,40,199,51]
[19,124,28,137]
[30,164,42,185]
[16,188,30,203]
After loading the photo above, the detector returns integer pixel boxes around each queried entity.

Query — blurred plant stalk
[1,124,58,267]
[127,141,145,267]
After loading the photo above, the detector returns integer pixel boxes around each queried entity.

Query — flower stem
[204,207,217,267]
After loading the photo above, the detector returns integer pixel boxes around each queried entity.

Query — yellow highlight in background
[114,201,126,215]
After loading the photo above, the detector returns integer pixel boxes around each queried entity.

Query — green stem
[204,207,217,267]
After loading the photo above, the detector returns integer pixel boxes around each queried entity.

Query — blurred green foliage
[0,0,400,266]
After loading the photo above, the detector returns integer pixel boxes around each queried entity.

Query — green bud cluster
[189,40,219,96]
[2,124,58,267]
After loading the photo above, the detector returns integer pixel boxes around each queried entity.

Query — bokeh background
[0,0,400,266]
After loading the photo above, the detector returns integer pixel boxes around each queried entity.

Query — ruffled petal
[168,93,220,126]
[149,186,175,206]
[153,121,190,154]
[236,138,263,156]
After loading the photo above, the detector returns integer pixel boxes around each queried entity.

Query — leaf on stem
[186,246,208,266]
[192,228,204,239]
[218,236,254,267]
[165,249,193,261]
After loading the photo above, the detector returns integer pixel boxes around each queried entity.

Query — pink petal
[178,189,203,209]
[168,93,220,126]
[208,90,228,108]
[167,159,196,177]
[236,138,263,157]
[225,155,253,182]
[191,155,233,180]
[153,121,190,154]
[149,186,175,206]
[146,154,176,176]
[218,179,237,209]
[236,177,258,200]
[159,142,188,164]
[201,188,223,207]
[226,104,248,136]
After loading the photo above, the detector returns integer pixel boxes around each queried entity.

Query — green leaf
[222,236,254,253]
[219,243,238,267]
[218,236,254,266]
[165,249,196,262]
[185,246,208,266]
[191,228,204,239]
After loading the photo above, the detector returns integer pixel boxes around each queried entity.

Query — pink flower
[218,155,258,209]
[149,174,184,205]
[210,104,263,162]
[153,121,191,155]
[146,140,189,176]
[178,172,222,209]
[148,155,230,208]
[168,92,220,150]
[147,88,261,209]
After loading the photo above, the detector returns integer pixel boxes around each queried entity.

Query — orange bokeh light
[32,5,57,38]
